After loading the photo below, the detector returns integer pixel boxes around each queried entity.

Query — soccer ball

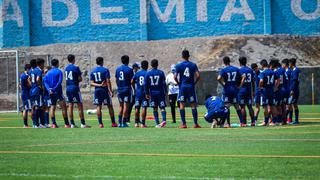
[86,109,97,115]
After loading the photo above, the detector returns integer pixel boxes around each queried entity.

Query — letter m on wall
[140,0,185,23]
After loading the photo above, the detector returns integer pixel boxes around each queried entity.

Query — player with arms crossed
[65,54,90,128]
[288,58,300,124]
[238,57,255,126]
[217,56,243,127]
[115,55,134,127]
[44,59,70,128]
[90,57,117,128]
[131,60,149,128]
[20,64,32,128]
[174,50,201,128]
[145,59,167,128]
[204,95,230,128]
[258,59,277,126]
[251,63,261,125]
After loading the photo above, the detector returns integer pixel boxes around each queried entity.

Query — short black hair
[51,59,59,67]
[205,95,212,101]
[223,56,230,65]
[30,59,37,68]
[96,57,104,65]
[251,63,258,69]
[24,64,31,71]
[282,59,289,66]
[289,58,296,66]
[67,54,75,63]
[269,59,279,68]
[260,59,268,67]
[151,59,158,68]
[121,55,129,65]
[239,56,247,66]
[182,50,190,59]
[141,60,148,70]
[36,58,45,66]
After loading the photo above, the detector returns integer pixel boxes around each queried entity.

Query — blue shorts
[282,89,290,104]
[94,89,111,106]
[22,99,32,111]
[150,94,166,108]
[204,107,229,123]
[66,90,83,103]
[43,96,51,107]
[261,92,274,106]
[178,86,197,103]
[118,90,132,103]
[238,92,252,106]
[49,93,65,106]
[288,91,299,105]
[31,94,43,107]
[273,91,282,106]
[222,92,238,104]
[135,96,148,108]
[254,91,261,105]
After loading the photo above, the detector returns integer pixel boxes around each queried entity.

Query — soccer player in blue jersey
[115,55,134,127]
[281,59,292,124]
[65,54,90,128]
[217,56,243,127]
[127,62,140,124]
[270,59,282,125]
[20,64,32,128]
[42,66,52,128]
[174,50,201,128]
[238,57,255,126]
[90,57,117,128]
[131,60,149,128]
[204,95,230,128]
[258,59,277,126]
[44,59,70,128]
[251,63,262,125]
[29,59,45,128]
[288,58,300,124]
[145,59,167,128]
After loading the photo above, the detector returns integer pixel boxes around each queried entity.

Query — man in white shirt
[166,65,179,123]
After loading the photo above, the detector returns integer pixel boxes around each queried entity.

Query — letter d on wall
[42,0,79,27]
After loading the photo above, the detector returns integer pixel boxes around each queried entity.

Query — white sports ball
[86,109,97,115]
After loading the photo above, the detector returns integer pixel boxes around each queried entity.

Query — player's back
[276,67,286,88]
[133,69,147,98]
[254,70,262,92]
[29,67,42,90]
[290,67,300,91]
[145,69,166,95]
[260,68,275,90]
[205,96,225,112]
[116,65,133,93]
[175,60,198,87]
[90,66,109,91]
[20,73,30,99]
[65,64,81,91]
[220,65,241,89]
[239,66,254,92]
[45,68,63,93]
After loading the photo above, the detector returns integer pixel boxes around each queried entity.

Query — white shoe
[33,125,39,128]
[45,124,51,128]
[211,120,218,128]
[81,124,91,128]
[38,124,45,128]
[71,124,78,128]
[155,124,162,128]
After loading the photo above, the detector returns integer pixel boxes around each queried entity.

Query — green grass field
[0,105,320,180]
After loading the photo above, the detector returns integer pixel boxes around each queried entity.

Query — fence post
[16,51,19,114]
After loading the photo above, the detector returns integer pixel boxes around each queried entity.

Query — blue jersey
[239,66,254,94]
[44,67,63,94]
[276,67,286,88]
[42,77,49,98]
[20,72,30,99]
[145,69,166,96]
[29,67,42,89]
[259,68,275,90]
[219,66,241,90]
[65,64,82,91]
[254,70,262,93]
[115,65,134,93]
[90,66,110,91]
[205,96,225,113]
[290,67,300,92]
[283,68,291,90]
[132,69,147,99]
[175,61,199,87]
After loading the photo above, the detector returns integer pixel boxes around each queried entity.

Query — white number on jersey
[93,72,102,82]
[183,68,190,77]
[65,71,73,80]
[139,76,144,86]
[227,72,237,82]
[150,75,160,86]
[279,75,283,84]
[266,75,274,85]
[31,74,35,83]
[119,71,124,81]
[244,73,252,83]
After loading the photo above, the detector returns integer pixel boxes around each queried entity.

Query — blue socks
[44,112,49,125]
[81,119,86,125]
[38,109,45,126]
[98,116,103,125]
[161,111,166,122]
[180,109,186,125]
[295,109,299,123]
[153,111,159,125]
[192,109,198,125]
[70,119,75,125]
[236,110,243,124]
[110,116,116,124]
[118,115,122,125]
[64,117,70,125]
[264,116,269,124]
[51,117,56,125]
[289,110,293,120]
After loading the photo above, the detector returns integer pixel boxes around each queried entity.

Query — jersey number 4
[184,68,190,77]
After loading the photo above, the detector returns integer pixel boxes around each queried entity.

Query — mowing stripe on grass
[0,150,319,159]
